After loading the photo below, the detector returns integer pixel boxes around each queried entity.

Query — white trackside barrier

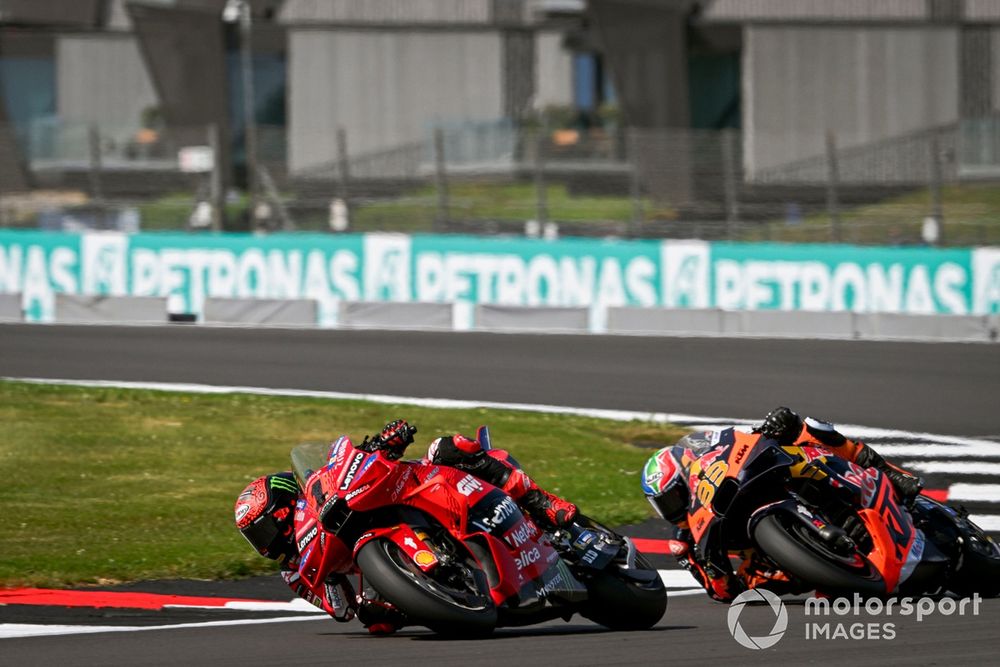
[203,298,318,327]
[54,295,169,324]
[607,307,996,342]
[474,305,590,333]
[0,293,21,321]
[337,301,453,331]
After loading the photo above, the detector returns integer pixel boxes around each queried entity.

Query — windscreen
[290,441,331,490]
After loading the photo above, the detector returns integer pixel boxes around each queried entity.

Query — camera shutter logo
[727,588,788,649]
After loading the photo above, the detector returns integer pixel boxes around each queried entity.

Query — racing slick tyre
[752,513,885,597]
[357,537,497,636]
[580,553,667,631]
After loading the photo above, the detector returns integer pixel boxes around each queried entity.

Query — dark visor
[648,489,687,523]
[240,516,280,555]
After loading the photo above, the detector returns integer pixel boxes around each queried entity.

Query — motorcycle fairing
[351,523,439,571]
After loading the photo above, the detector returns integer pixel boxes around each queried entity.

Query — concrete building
[0,0,584,190]
[587,0,1000,185]
[277,0,576,173]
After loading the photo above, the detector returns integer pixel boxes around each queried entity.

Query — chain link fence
[3,116,1000,246]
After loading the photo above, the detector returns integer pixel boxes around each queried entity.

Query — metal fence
[2,116,1000,246]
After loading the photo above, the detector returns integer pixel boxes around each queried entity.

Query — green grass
[137,182,665,233]
[0,380,687,588]
[351,181,665,232]
[138,193,252,231]
[747,182,1000,246]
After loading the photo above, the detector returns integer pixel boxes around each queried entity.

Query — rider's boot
[357,587,405,635]
[464,452,578,529]
[500,467,578,529]
[855,446,924,506]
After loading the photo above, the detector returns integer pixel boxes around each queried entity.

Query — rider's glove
[362,420,417,460]
[759,407,804,446]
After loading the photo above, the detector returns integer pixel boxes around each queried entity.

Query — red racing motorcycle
[290,426,666,635]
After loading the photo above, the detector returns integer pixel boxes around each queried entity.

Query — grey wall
[56,35,158,130]
[743,25,959,177]
[991,28,1000,112]
[279,0,497,24]
[704,0,929,22]
[288,29,504,172]
[536,30,573,108]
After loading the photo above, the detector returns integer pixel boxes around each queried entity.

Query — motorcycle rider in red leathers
[234,419,579,634]
[645,407,924,602]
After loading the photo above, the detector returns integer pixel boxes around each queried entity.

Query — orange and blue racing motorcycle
[643,428,1000,598]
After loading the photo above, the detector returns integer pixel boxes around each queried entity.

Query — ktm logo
[733,444,750,465]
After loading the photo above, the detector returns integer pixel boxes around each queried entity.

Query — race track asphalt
[1,323,998,436]
[1,323,999,665]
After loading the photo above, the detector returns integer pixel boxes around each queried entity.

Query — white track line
[877,444,1000,459]
[904,461,1000,476]
[0,615,326,639]
[3,377,995,448]
[970,515,1000,531]
[164,599,325,613]
[949,484,1000,502]
[659,570,699,589]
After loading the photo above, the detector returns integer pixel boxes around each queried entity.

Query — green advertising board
[0,230,997,324]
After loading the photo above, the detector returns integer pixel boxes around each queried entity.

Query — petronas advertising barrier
[0,230,998,328]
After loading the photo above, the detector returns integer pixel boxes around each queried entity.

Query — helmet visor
[647,487,688,523]
[239,516,280,556]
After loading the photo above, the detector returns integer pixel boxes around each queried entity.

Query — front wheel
[752,513,885,596]
[580,551,667,631]
[356,537,497,635]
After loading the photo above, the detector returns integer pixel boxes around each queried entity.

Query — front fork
[749,498,857,556]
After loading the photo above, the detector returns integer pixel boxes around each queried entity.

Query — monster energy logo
[270,477,299,494]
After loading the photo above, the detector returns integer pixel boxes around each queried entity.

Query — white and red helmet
[235,472,299,561]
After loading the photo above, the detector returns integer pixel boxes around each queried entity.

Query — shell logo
[413,550,438,567]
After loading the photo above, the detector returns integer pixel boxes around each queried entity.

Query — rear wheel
[580,552,667,631]
[357,537,497,635]
[752,513,885,596]
[950,520,1000,598]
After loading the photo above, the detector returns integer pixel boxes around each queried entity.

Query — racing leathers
[427,432,579,529]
